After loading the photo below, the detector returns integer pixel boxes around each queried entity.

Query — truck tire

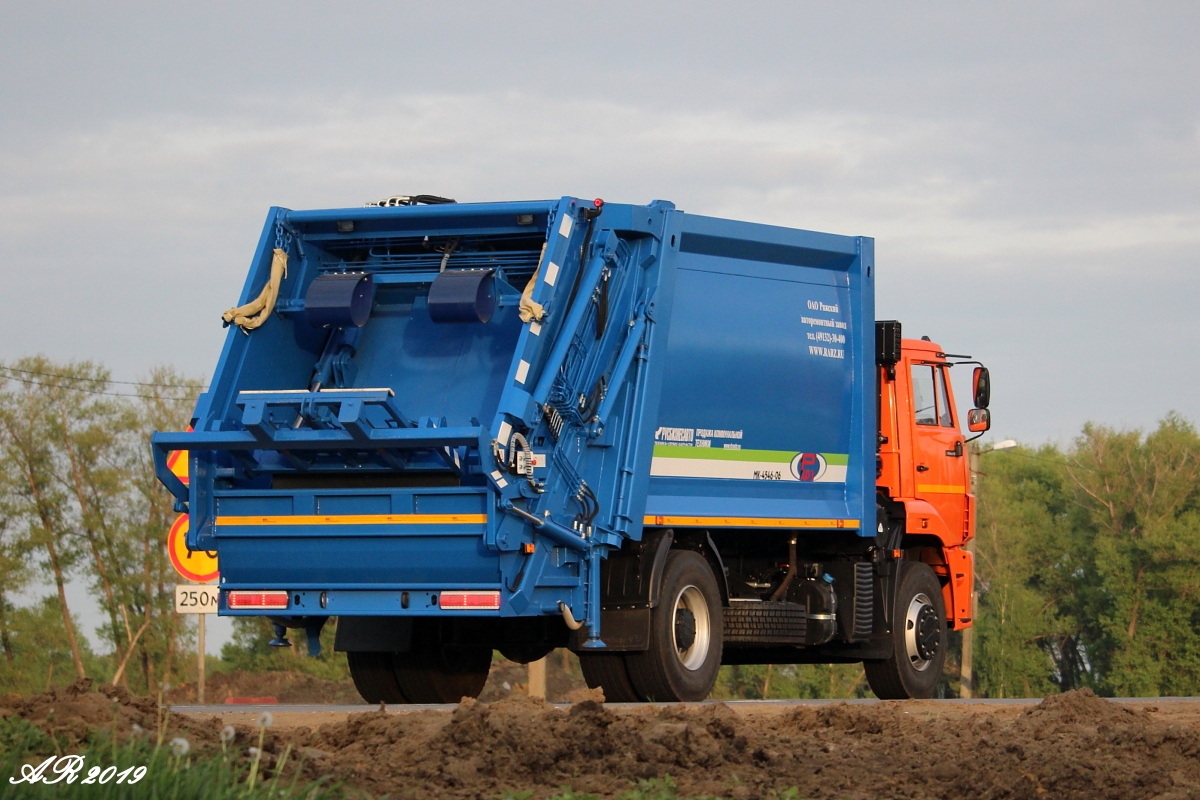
[625,550,723,702]
[392,644,492,704]
[578,652,641,702]
[864,561,947,699]
[723,601,807,645]
[347,651,408,704]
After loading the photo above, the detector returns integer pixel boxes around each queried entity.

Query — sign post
[167,445,220,704]
[528,657,546,699]
[197,612,205,704]
[174,584,218,703]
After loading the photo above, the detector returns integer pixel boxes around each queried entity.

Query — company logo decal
[790,453,828,482]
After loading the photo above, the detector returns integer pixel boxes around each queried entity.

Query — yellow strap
[222,248,288,332]
[518,244,547,323]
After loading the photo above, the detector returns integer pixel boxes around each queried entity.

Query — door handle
[916,464,930,472]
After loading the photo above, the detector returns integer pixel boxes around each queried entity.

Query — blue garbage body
[152,197,875,648]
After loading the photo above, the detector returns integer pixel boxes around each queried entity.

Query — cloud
[0,49,1198,444]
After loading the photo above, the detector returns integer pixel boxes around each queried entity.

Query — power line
[0,373,198,401]
[0,364,203,390]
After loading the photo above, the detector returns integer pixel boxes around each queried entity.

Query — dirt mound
[1,678,218,749]
[297,694,756,798]
[286,690,1200,799]
[7,684,1200,799]
[774,691,1200,800]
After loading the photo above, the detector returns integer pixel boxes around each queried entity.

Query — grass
[0,715,343,799]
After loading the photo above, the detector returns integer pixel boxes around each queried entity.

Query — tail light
[439,591,500,610]
[227,591,290,610]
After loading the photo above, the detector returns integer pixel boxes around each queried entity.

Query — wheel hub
[915,606,940,661]
[674,607,697,652]
[672,585,712,671]
[903,592,940,672]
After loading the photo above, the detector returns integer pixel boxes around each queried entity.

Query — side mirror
[972,366,991,409]
[967,408,991,433]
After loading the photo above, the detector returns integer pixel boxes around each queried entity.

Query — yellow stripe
[216,513,487,526]
[917,485,966,494]
[643,515,859,529]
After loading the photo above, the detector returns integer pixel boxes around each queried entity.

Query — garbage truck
[152,195,992,702]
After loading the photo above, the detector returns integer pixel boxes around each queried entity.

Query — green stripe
[652,445,849,465]
[653,445,793,462]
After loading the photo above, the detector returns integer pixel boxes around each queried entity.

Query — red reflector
[228,591,290,610]
[439,591,500,610]
[593,198,604,208]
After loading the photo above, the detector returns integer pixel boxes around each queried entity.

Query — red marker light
[439,591,501,610]
[593,198,604,208]
[227,591,290,610]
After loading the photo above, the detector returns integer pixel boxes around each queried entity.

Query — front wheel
[625,550,723,702]
[864,560,947,699]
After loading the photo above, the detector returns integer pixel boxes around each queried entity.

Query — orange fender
[942,547,974,631]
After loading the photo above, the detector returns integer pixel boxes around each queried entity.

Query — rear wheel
[864,560,947,699]
[347,651,408,704]
[578,652,641,702]
[392,623,491,703]
[625,550,723,702]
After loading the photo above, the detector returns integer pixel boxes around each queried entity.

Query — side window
[911,366,937,426]
[936,367,954,427]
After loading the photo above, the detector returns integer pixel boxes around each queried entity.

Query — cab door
[906,360,969,542]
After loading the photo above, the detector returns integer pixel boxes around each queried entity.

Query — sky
[3,3,1199,652]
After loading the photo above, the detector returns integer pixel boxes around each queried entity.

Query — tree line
[711,412,1200,699]
[973,412,1200,697]
[0,357,200,694]
[1,357,1197,699]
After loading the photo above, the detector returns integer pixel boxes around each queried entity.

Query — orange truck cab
[875,322,992,641]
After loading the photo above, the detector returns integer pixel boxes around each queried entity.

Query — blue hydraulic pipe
[593,316,646,428]
[531,253,608,405]
[502,502,590,553]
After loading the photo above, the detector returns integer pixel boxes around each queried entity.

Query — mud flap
[334,617,413,653]
[568,608,650,651]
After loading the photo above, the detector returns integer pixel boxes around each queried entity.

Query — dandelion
[248,710,270,790]
[247,746,260,757]
[170,737,191,757]
[131,723,146,738]
[220,725,236,743]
